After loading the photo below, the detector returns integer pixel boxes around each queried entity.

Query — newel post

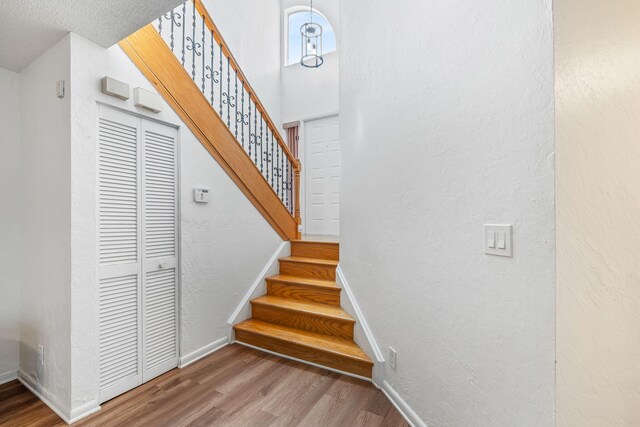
[294,159,302,239]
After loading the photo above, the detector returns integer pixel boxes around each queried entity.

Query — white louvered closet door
[98,107,143,403]
[98,106,178,403]
[141,119,179,382]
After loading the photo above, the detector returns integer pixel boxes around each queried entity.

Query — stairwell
[121,0,372,379]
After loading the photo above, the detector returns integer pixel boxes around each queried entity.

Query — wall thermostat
[194,188,210,203]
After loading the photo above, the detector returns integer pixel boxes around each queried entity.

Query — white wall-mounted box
[101,76,130,100]
[134,87,163,113]
[194,188,210,203]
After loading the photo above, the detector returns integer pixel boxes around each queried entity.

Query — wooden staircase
[234,240,373,378]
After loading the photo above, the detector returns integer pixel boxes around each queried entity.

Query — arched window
[285,8,336,66]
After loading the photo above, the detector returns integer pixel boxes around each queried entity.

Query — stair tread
[234,319,371,363]
[280,256,339,266]
[291,239,339,245]
[252,296,353,321]
[267,275,339,289]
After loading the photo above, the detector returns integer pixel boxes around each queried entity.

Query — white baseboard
[17,371,100,424]
[226,241,290,338]
[179,336,229,368]
[336,266,386,386]
[0,370,18,385]
[69,400,101,424]
[382,381,427,427]
[18,371,72,424]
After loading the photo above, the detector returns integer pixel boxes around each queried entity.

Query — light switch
[497,232,506,249]
[487,231,496,249]
[484,224,512,257]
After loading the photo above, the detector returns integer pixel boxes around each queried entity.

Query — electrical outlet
[388,347,397,371]
[38,345,45,366]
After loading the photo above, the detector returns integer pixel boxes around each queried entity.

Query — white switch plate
[388,347,397,371]
[484,224,512,257]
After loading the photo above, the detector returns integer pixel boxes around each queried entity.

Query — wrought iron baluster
[271,132,275,187]
[181,2,186,66]
[253,106,258,164]
[191,1,197,79]
[248,94,252,157]
[234,74,238,138]
[205,30,217,105]
[201,13,205,93]
[280,148,285,202]
[226,60,231,127]
[264,131,271,183]
[219,44,223,116]
[182,2,187,67]
[240,83,245,149]
[167,9,180,52]
[285,160,290,210]
[276,144,281,197]
[259,114,264,173]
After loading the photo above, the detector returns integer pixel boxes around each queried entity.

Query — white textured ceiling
[0,0,184,71]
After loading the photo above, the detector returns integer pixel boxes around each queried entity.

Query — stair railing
[144,0,301,236]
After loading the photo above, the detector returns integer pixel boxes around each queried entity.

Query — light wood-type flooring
[0,344,408,427]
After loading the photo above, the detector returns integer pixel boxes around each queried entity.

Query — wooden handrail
[193,0,299,172]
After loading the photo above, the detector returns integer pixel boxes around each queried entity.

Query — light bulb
[307,38,316,55]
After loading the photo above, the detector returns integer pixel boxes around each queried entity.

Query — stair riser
[279,260,336,280]
[291,242,339,261]
[251,303,354,339]
[234,329,372,378]
[267,281,341,306]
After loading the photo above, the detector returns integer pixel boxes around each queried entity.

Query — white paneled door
[98,106,178,403]
[304,115,340,236]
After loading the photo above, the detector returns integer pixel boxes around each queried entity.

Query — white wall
[203,0,283,128]
[19,35,73,414]
[67,32,281,415]
[281,0,339,122]
[339,1,556,426]
[0,67,21,382]
[555,0,640,425]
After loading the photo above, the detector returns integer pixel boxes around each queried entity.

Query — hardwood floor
[0,344,408,427]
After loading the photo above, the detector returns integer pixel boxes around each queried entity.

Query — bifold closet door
[141,119,179,382]
[98,106,178,403]
[97,107,143,403]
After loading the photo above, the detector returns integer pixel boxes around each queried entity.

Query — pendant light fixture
[300,0,323,68]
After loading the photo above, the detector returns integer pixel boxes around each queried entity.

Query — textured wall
[0,67,21,381]
[280,0,339,122]
[555,0,640,424]
[68,33,281,414]
[203,0,283,128]
[339,0,556,425]
[19,35,72,414]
